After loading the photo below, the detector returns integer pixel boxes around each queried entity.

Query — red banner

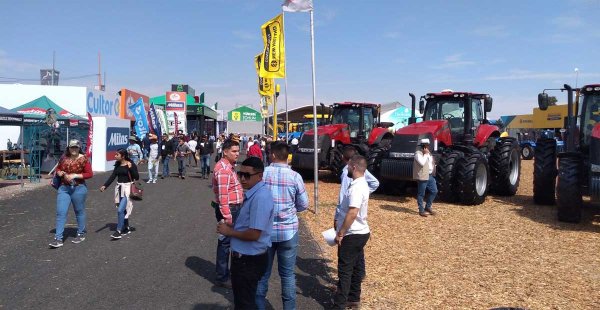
[86,113,93,158]
[174,113,179,134]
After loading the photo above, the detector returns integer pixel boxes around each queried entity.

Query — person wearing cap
[49,140,94,248]
[147,134,159,183]
[413,138,438,217]
[127,136,143,165]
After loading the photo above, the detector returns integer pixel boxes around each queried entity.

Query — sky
[1,0,600,119]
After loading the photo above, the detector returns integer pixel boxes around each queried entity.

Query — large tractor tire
[521,144,534,160]
[435,149,464,202]
[556,153,583,223]
[367,145,388,179]
[533,138,557,205]
[329,145,345,181]
[489,138,521,196]
[456,151,489,205]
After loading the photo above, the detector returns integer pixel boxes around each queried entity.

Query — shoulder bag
[128,169,143,201]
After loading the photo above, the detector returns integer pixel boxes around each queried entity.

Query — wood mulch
[299,160,600,309]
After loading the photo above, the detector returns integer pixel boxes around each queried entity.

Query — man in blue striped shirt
[256,141,309,310]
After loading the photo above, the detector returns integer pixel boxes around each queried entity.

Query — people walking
[160,134,175,178]
[413,138,437,217]
[332,155,371,309]
[49,140,93,248]
[100,149,140,239]
[212,139,243,289]
[216,157,274,310]
[256,141,309,310]
[147,134,159,183]
[175,138,191,179]
[247,138,263,160]
[198,136,211,179]
[187,135,198,167]
[127,136,143,165]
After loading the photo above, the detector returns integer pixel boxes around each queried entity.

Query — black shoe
[160,176,164,179]
[49,239,63,248]
[215,280,232,289]
[122,226,136,235]
[111,231,122,239]
[71,234,86,244]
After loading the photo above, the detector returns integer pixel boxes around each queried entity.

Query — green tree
[548,96,558,106]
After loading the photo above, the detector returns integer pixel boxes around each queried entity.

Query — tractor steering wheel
[442,113,454,120]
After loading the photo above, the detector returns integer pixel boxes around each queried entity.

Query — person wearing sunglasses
[49,140,93,248]
[217,157,274,309]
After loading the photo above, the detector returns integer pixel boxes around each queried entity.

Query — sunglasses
[236,171,261,179]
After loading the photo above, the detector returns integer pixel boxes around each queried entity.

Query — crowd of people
[47,130,439,309]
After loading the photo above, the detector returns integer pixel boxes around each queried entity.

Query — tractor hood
[394,120,447,137]
[304,124,347,136]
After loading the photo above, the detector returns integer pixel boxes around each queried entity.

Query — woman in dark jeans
[49,139,93,248]
[100,149,139,240]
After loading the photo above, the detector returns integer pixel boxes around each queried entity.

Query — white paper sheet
[322,228,337,247]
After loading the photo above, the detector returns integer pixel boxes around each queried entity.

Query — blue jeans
[215,206,241,282]
[256,232,299,310]
[417,174,438,213]
[55,185,88,240]
[116,196,128,232]
[162,155,171,177]
[177,157,186,176]
[131,156,140,165]
[201,154,210,176]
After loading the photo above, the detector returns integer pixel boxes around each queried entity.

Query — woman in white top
[187,135,198,167]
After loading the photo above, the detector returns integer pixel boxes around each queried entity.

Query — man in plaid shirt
[212,139,243,289]
[256,141,309,310]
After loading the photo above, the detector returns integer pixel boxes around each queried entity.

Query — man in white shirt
[187,137,198,167]
[332,155,371,310]
[413,138,438,217]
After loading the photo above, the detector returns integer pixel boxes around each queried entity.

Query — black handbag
[50,173,61,190]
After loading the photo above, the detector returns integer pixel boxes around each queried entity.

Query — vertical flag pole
[310,9,318,214]
[282,11,290,143]
[273,94,278,138]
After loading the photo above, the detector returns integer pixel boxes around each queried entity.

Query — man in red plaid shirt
[211,139,243,289]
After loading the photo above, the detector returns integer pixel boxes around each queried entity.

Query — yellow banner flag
[255,54,274,96]
[259,14,285,78]
[264,95,273,106]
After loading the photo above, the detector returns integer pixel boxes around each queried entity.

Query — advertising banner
[148,103,162,138]
[171,84,195,96]
[86,113,93,158]
[120,89,150,121]
[260,14,286,78]
[128,98,150,138]
[255,54,275,96]
[106,127,129,160]
[87,90,120,118]
[166,91,187,134]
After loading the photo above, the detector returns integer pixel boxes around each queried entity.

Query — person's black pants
[231,251,268,310]
[333,233,370,309]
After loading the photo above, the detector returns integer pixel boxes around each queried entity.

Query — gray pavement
[0,159,332,309]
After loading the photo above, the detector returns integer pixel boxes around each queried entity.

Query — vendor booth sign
[166,91,187,134]
[106,127,129,160]
[87,90,120,118]
[120,89,149,121]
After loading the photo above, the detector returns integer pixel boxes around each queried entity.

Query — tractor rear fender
[368,128,394,146]
[474,124,500,147]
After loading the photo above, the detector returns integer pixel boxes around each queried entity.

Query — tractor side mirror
[484,97,493,113]
[538,93,549,111]
[418,99,425,115]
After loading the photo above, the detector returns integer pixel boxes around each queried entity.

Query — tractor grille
[380,158,413,181]
[293,134,331,169]
[292,152,315,170]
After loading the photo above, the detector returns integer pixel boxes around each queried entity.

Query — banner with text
[260,14,286,78]
[255,54,275,96]
[166,91,187,134]
[128,98,150,139]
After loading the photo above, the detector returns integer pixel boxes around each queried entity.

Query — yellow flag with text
[255,54,274,96]
[260,14,285,78]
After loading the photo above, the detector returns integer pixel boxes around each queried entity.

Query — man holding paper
[332,155,371,310]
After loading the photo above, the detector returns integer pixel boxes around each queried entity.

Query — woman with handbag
[49,140,93,248]
[100,148,140,240]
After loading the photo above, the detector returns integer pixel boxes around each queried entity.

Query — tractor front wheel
[556,152,582,223]
[435,149,463,202]
[489,137,521,196]
[329,145,345,181]
[456,151,489,205]
[521,144,534,160]
[533,138,557,205]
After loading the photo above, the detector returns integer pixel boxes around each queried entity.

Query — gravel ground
[300,160,600,310]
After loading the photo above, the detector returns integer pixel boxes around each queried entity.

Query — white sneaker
[146,180,152,184]
[152,179,157,184]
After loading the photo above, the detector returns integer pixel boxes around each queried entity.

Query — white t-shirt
[188,140,197,152]
[149,143,159,160]
[247,141,254,151]
[335,176,370,235]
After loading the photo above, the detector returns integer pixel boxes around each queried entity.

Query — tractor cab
[420,91,492,145]
[579,84,600,147]
[330,102,380,144]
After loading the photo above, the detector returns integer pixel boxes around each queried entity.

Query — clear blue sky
[1,0,599,118]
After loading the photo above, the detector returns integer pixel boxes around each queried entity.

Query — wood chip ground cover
[300,160,600,309]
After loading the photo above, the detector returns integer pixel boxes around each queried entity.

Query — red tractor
[368,90,521,205]
[291,102,394,179]
[534,84,600,222]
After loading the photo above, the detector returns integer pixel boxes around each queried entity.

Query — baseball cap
[419,138,430,145]
[68,139,81,148]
